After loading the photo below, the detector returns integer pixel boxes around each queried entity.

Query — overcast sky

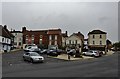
[2,2,118,43]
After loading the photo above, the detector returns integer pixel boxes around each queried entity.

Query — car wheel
[23,57,26,61]
[30,58,34,63]
[55,54,58,57]
[41,61,44,63]
[83,53,85,56]
[91,55,95,57]
[44,51,47,54]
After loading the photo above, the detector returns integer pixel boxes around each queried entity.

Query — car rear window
[30,53,40,56]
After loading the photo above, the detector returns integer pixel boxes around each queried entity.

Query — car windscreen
[28,47,32,49]
[30,53,40,56]
[50,47,57,50]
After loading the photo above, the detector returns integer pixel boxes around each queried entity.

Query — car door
[89,51,94,55]
[87,51,93,55]
[24,53,30,61]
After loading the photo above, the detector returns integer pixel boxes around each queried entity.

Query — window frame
[93,35,95,39]
[93,40,95,45]
[100,35,102,38]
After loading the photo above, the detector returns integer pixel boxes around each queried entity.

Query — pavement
[49,51,115,61]
[0,49,22,54]
[49,54,94,60]
[106,50,115,55]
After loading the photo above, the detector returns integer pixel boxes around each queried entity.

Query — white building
[62,31,68,47]
[0,25,14,53]
[66,32,84,52]
[88,30,107,51]
[11,30,23,49]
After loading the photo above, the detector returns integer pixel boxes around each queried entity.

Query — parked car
[47,48,58,56]
[24,46,41,53]
[47,50,58,56]
[67,49,76,56]
[40,49,48,54]
[82,50,102,57]
[23,52,44,63]
[56,49,63,55]
[23,44,36,49]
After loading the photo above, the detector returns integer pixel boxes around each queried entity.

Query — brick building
[22,27,62,48]
[47,28,62,47]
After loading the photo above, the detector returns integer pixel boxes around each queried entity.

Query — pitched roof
[67,32,84,41]
[62,33,68,37]
[26,30,48,33]
[73,32,84,38]
[47,29,61,34]
[10,30,22,33]
[88,30,107,35]
[0,25,14,38]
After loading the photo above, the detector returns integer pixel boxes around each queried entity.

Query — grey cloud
[2,2,118,42]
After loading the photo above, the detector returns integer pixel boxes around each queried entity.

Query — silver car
[24,46,41,53]
[23,52,44,63]
[82,50,102,57]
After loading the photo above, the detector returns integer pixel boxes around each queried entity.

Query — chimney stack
[4,25,7,29]
[65,31,68,36]
[78,32,80,34]
[22,27,26,32]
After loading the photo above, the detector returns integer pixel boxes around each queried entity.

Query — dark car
[56,49,63,55]
[47,47,58,56]
[40,49,48,54]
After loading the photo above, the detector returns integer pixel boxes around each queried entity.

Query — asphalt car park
[2,50,119,77]
[2,50,68,67]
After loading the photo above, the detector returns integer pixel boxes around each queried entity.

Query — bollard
[68,55,70,60]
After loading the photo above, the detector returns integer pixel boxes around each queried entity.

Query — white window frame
[55,35,57,40]
[49,35,52,40]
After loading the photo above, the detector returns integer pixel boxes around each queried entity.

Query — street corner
[82,55,94,60]
[105,51,115,56]
[47,54,70,61]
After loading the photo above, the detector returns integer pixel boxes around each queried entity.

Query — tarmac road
[2,50,119,77]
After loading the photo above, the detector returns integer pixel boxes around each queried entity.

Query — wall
[62,37,66,47]
[23,31,49,48]
[66,35,82,46]
[88,34,106,45]
[12,33,23,48]
[0,36,11,52]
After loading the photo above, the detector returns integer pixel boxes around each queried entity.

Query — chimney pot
[65,31,68,36]
[4,25,7,29]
